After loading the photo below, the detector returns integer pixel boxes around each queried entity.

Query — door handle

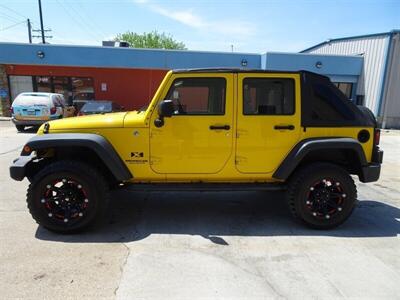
[274,125,295,130]
[209,125,230,130]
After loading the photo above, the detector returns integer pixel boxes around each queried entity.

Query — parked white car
[11,92,75,131]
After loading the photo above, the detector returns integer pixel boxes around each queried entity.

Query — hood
[41,112,128,131]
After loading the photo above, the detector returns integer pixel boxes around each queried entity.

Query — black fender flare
[273,137,367,180]
[22,133,132,182]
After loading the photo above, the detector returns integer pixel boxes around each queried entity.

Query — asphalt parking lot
[0,120,399,299]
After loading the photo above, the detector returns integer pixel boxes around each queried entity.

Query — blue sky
[0,0,399,53]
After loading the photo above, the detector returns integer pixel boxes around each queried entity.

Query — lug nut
[312,212,317,216]
[336,182,340,186]
[65,197,69,201]
[306,201,311,205]
[64,218,68,223]
[342,194,347,198]
[84,199,89,203]
[46,185,51,189]
[325,215,330,219]
[41,199,45,203]
[62,179,67,183]
[310,187,314,191]
[338,207,343,211]
[78,212,83,217]
[77,185,82,189]
[48,213,52,217]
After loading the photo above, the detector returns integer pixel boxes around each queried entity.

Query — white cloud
[134,1,256,37]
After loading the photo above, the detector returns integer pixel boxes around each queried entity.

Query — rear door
[235,73,301,173]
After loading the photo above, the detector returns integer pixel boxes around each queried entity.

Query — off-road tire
[27,160,109,233]
[287,162,357,229]
[15,125,24,132]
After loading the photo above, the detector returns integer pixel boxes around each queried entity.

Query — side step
[124,183,286,192]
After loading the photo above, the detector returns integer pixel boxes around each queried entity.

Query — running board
[124,183,286,192]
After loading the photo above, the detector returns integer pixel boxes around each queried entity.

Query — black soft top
[172,68,324,77]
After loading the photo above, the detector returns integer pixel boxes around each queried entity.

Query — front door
[150,74,234,174]
[236,73,301,173]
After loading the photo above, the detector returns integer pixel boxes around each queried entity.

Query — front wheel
[287,163,357,229]
[27,160,109,233]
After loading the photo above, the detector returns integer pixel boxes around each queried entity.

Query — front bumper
[359,148,383,183]
[10,156,34,181]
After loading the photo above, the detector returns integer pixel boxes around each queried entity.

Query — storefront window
[9,75,94,105]
[9,76,33,100]
[53,76,72,103]
[35,76,52,93]
[72,77,95,100]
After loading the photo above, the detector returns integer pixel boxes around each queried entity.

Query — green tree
[114,31,187,50]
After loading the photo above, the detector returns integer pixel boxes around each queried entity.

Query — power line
[0,4,29,20]
[54,0,101,42]
[0,20,26,32]
[65,0,107,40]
[0,11,23,23]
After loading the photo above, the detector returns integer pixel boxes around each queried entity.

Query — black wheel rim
[40,177,89,224]
[305,178,346,220]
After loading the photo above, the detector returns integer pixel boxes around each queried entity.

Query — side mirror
[154,100,174,128]
[158,100,174,118]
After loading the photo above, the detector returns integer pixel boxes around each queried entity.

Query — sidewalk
[0,117,11,121]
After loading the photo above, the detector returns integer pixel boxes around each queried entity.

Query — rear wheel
[15,125,24,132]
[27,160,109,233]
[287,163,357,229]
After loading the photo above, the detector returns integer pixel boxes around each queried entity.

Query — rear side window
[310,84,355,122]
[165,77,226,115]
[243,78,294,115]
[300,72,368,127]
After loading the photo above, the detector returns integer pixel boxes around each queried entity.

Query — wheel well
[293,148,363,178]
[27,146,118,186]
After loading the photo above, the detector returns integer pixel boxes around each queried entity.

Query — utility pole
[38,0,45,43]
[27,19,32,43]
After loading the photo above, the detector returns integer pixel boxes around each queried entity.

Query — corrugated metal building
[302,30,400,128]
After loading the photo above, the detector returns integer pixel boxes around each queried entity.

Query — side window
[310,84,355,121]
[52,95,61,107]
[59,95,66,106]
[165,77,226,115]
[243,78,295,115]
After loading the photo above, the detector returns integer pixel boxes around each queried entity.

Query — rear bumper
[359,148,383,183]
[9,156,33,181]
[11,118,47,126]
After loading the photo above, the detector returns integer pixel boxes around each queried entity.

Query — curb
[0,117,11,121]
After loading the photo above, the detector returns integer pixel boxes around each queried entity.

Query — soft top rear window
[301,72,374,127]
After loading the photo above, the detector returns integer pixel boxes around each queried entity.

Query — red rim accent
[305,178,345,219]
[41,177,89,223]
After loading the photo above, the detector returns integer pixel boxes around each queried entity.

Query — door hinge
[235,156,246,165]
[150,156,161,165]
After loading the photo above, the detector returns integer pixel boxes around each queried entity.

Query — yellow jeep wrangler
[10,69,383,233]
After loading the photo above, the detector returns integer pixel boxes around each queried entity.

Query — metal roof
[301,30,400,53]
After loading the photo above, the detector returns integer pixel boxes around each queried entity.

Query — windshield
[81,102,112,112]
